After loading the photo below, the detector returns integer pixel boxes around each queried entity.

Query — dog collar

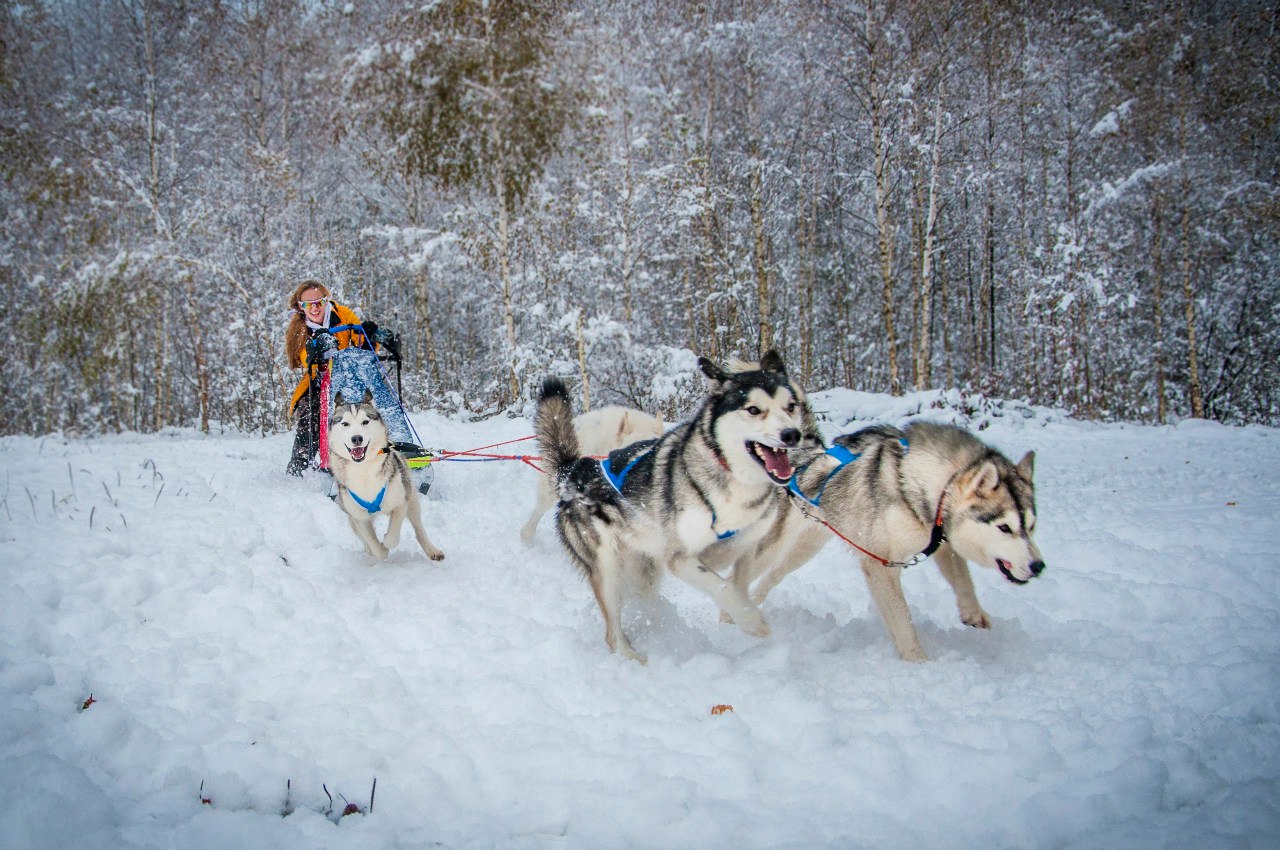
[346,484,387,514]
[709,508,738,540]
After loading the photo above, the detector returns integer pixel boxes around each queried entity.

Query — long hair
[284,279,330,368]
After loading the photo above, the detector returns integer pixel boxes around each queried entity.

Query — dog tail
[536,377,581,477]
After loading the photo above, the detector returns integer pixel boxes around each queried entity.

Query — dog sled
[308,323,435,495]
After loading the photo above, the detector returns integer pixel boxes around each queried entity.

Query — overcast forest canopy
[2,0,1277,436]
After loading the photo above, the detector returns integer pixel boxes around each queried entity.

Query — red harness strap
[814,493,947,569]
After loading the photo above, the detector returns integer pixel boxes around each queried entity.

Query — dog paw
[960,609,992,629]
[427,549,445,561]
[719,610,735,625]
[899,646,930,662]
[735,610,771,638]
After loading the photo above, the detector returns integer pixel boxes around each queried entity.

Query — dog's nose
[1030,560,1046,576]
[780,428,801,447]
[351,435,364,446]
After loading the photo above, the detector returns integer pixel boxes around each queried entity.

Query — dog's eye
[786,402,797,413]
[997,523,1013,535]
[361,419,370,426]
[745,405,762,416]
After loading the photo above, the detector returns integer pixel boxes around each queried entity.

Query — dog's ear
[361,388,373,405]
[962,460,1001,497]
[1017,450,1035,482]
[760,349,787,375]
[698,356,728,385]
[334,391,346,407]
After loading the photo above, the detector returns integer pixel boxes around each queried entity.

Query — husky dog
[733,421,1042,661]
[535,351,809,662]
[520,405,666,542]
[328,390,445,562]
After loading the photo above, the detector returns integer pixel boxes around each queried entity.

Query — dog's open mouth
[748,441,795,484]
[997,559,1030,585]
[348,444,368,462]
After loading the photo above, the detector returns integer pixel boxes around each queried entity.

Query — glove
[362,320,394,347]
[305,332,338,364]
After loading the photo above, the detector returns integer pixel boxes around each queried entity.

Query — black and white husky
[534,351,809,662]
[328,390,445,563]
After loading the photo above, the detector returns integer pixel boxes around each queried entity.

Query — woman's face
[298,287,328,322]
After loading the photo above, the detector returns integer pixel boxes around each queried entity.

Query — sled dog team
[327,350,1044,663]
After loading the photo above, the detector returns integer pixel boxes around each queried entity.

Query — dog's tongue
[350,445,367,462]
[758,445,794,480]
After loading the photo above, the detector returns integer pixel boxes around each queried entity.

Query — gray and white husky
[732,421,1043,661]
[328,390,445,563]
[534,351,810,662]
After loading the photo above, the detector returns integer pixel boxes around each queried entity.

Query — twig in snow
[370,777,376,814]
[153,482,165,507]
[24,486,36,521]
[90,506,95,529]
[67,462,76,499]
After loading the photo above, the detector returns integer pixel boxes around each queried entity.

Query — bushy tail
[535,377,581,477]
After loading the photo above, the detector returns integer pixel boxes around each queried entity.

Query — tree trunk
[1178,111,1204,418]
[413,266,441,388]
[576,310,590,411]
[751,154,771,356]
[915,79,944,389]
[619,107,636,325]
[497,186,519,404]
[1151,194,1167,423]
[183,276,211,432]
[868,10,899,395]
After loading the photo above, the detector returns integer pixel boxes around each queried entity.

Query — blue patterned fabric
[328,347,415,446]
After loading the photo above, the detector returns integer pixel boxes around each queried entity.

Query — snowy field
[1,389,1278,849]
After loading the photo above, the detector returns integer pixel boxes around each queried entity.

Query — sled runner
[309,323,435,495]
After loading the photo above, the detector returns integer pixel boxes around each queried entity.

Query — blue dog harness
[787,438,910,507]
[600,451,649,494]
[345,485,387,514]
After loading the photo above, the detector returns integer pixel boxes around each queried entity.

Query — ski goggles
[298,296,329,310]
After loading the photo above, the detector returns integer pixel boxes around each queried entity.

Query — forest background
[2,0,1277,436]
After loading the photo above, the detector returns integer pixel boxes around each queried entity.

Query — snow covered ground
[1,389,1278,849]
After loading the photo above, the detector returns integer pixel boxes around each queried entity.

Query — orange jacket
[289,303,367,413]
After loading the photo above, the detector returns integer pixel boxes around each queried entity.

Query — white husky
[520,405,665,541]
[328,390,445,562]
